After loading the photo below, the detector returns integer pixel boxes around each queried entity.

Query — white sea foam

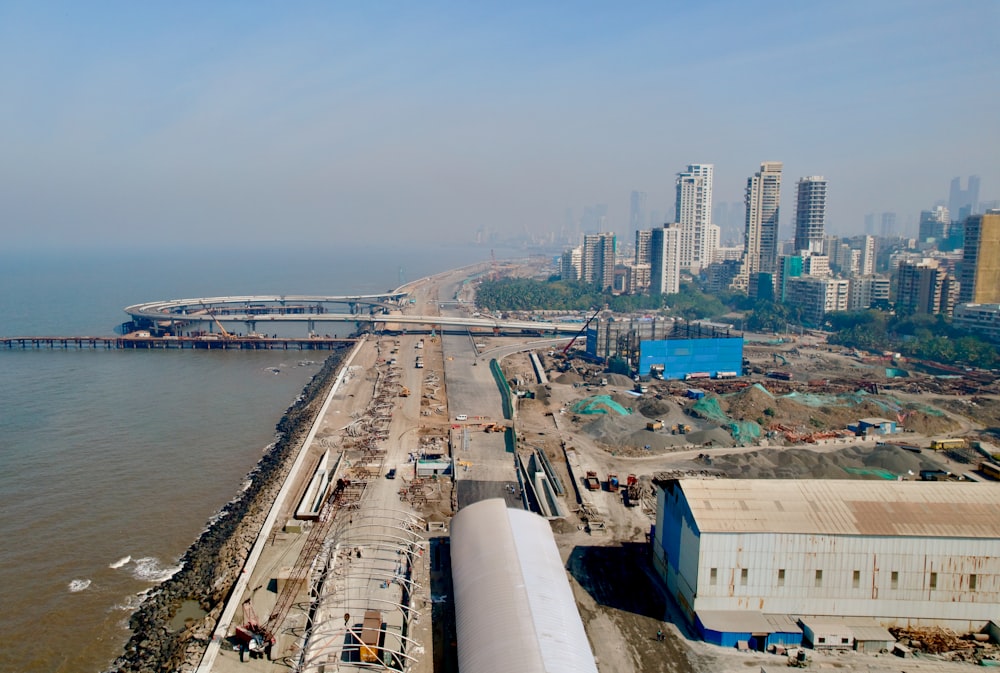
[68,578,92,592]
[205,509,228,528]
[109,555,132,569]
[113,590,148,612]
[131,556,182,583]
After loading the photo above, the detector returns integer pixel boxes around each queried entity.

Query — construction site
[168,259,1000,673]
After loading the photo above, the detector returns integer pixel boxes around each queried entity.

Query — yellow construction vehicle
[200,302,233,339]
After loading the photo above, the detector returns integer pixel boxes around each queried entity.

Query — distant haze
[1,2,997,251]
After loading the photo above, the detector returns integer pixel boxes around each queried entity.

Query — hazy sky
[1,1,997,251]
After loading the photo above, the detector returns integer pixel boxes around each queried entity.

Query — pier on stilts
[0,336,355,351]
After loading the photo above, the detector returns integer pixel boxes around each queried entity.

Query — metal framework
[297,508,426,672]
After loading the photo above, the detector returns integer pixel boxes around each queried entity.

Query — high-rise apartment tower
[794,176,828,254]
[675,164,714,271]
[744,161,783,298]
[959,211,1000,304]
[581,232,617,291]
[650,225,682,295]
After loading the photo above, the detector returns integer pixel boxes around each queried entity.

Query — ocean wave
[68,578,92,592]
[113,590,148,612]
[205,509,229,528]
[131,556,182,583]
[109,555,132,569]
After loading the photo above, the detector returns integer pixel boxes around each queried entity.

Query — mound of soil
[581,413,648,441]
[609,392,641,411]
[707,444,941,480]
[933,397,1000,427]
[718,386,961,437]
[604,373,637,387]
[901,409,959,435]
[722,384,776,421]
[635,397,680,419]
[555,372,583,385]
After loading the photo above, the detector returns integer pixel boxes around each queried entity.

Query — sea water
[0,244,493,673]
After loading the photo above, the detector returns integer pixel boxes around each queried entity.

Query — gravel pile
[705,444,939,480]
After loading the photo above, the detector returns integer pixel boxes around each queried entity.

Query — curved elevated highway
[123,294,584,336]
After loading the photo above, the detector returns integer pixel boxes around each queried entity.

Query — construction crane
[234,598,273,658]
[561,307,602,356]
[200,302,233,338]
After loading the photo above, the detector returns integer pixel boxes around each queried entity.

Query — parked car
[386,468,396,479]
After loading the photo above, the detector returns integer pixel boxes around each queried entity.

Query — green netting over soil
[690,396,729,423]
[731,420,762,444]
[843,466,897,480]
[571,395,632,416]
[689,396,760,444]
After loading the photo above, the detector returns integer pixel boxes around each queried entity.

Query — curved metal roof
[450,499,597,673]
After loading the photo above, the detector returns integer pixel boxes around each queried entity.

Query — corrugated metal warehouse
[653,478,1000,647]
[450,498,598,673]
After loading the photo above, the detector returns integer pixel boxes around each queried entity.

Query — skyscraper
[864,213,877,235]
[880,212,897,238]
[675,164,714,271]
[895,259,959,316]
[859,235,876,276]
[959,211,1000,304]
[650,225,682,295]
[634,229,652,266]
[918,206,950,243]
[629,191,647,241]
[743,161,783,298]
[581,232,616,290]
[949,176,981,222]
[794,176,828,254]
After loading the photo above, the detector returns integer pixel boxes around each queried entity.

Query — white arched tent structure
[450,498,598,673]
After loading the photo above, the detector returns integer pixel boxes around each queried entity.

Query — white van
[455,414,468,421]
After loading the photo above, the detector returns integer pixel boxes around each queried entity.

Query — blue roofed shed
[695,610,802,650]
[857,417,897,435]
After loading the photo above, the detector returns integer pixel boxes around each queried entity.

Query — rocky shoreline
[105,346,351,673]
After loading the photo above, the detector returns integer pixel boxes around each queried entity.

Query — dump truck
[624,474,641,507]
[584,471,600,491]
[399,387,410,397]
[359,610,382,663]
[607,473,620,493]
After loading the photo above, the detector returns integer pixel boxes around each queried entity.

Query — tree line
[474,276,999,369]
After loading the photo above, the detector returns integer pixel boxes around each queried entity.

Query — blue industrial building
[585,320,743,380]
[637,334,743,379]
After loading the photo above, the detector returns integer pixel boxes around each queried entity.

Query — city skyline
[1,2,997,252]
